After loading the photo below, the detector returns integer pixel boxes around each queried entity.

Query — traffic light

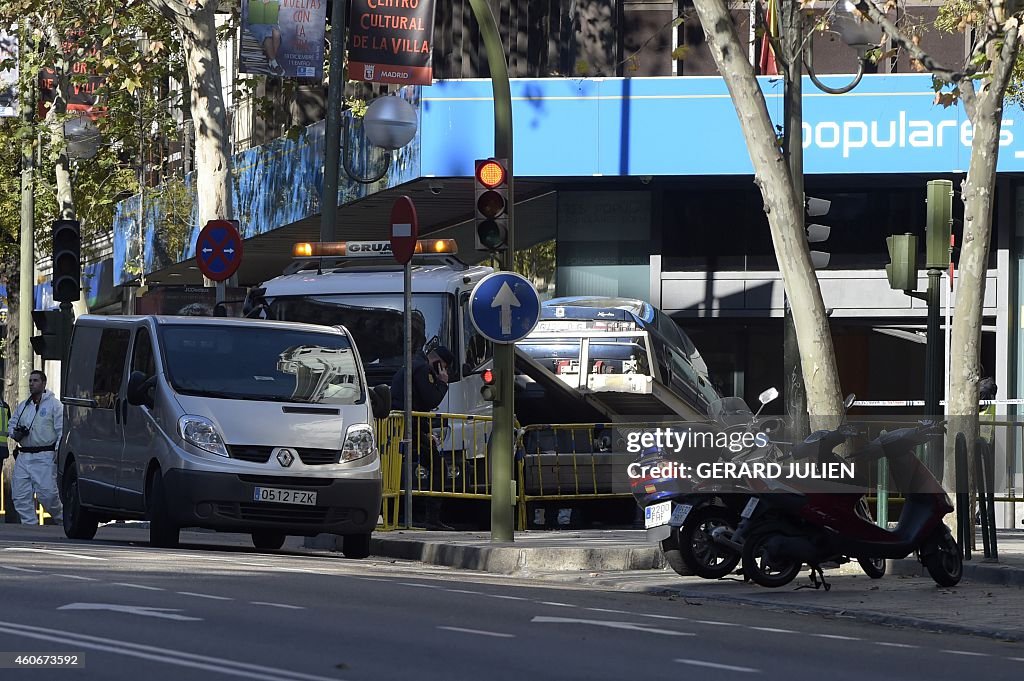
[805,196,831,269]
[885,233,919,292]
[480,368,498,402]
[31,309,70,361]
[925,179,953,269]
[474,158,509,252]
[52,219,81,304]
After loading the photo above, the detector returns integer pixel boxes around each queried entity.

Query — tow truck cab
[245,239,495,421]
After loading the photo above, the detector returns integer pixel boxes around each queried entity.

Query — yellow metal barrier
[514,422,682,530]
[372,411,496,530]
[0,464,52,525]
[374,413,405,531]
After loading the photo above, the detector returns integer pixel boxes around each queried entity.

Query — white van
[57,315,383,557]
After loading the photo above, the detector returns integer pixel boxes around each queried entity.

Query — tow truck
[243,241,719,494]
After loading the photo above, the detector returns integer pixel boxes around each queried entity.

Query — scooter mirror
[844,393,857,410]
[759,387,780,405]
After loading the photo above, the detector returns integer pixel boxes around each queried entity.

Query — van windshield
[160,325,363,404]
[264,294,452,385]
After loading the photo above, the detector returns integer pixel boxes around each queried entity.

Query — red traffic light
[481,368,495,385]
[475,160,506,189]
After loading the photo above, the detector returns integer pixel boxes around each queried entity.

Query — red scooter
[739,421,962,589]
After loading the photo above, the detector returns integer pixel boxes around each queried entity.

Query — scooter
[737,421,961,589]
[633,387,785,579]
[712,417,886,583]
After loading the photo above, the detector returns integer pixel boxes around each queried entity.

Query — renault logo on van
[274,448,296,467]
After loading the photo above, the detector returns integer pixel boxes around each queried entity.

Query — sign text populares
[346,0,437,86]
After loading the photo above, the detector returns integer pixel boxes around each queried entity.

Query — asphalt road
[0,526,1020,680]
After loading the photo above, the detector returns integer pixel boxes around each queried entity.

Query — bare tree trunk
[944,23,1021,536]
[148,0,233,226]
[690,0,844,427]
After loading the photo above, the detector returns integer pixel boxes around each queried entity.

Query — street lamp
[342,94,418,184]
[780,0,882,440]
[804,1,884,94]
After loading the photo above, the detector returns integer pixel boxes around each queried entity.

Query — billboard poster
[0,28,17,118]
[38,28,105,118]
[240,0,327,79]
[346,0,437,85]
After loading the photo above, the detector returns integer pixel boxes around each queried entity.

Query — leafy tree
[852,0,1020,530]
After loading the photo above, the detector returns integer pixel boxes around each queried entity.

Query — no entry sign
[390,196,419,265]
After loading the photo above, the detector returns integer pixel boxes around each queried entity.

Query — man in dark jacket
[391,346,457,530]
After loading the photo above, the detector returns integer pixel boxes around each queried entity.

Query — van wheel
[147,471,179,548]
[62,464,98,540]
[342,533,371,559]
[251,531,286,551]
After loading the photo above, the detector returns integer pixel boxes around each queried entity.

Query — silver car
[57,315,382,557]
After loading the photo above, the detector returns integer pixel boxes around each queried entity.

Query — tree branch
[850,0,966,83]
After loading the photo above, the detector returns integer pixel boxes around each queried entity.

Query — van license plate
[253,487,317,506]
[644,501,672,529]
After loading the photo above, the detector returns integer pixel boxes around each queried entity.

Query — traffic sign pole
[469,274,539,543]
[389,196,420,530]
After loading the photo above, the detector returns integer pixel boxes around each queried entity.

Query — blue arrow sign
[469,272,541,344]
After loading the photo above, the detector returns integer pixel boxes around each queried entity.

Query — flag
[759,0,780,75]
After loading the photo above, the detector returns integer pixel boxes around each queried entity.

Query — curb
[511,569,1024,642]
[369,536,666,574]
[889,556,1024,587]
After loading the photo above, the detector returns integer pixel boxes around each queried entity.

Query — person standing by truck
[8,370,63,525]
[391,345,456,530]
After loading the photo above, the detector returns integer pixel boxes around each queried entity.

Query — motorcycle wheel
[857,557,886,579]
[661,530,694,576]
[678,507,741,579]
[923,526,962,587]
[741,531,802,588]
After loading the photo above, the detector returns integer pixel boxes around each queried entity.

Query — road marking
[53,574,98,581]
[251,602,305,610]
[941,650,989,657]
[57,603,202,622]
[177,592,233,601]
[585,608,631,615]
[438,626,515,639]
[486,594,527,601]
[750,627,796,634]
[676,658,760,673]
[446,589,483,595]
[399,582,440,589]
[0,619,349,681]
[3,547,106,561]
[0,566,40,573]
[631,613,687,621]
[812,633,860,641]
[694,620,740,627]
[875,642,918,649]
[112,583,165,591]
[539,601,576,608]
[532,616,694,637]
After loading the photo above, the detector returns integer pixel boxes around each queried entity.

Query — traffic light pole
[781,0,810,440]
[924,268,943,476]
[321,0,348,242]
[468,0,516,542]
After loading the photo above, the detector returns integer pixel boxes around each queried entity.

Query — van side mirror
[844,393,857,410]
[758,387,780,405]
[369,384,392,420]
[126,370,156,408]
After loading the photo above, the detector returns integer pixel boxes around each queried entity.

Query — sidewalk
[367,527,1024,641]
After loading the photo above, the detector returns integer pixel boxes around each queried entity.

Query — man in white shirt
[8,370,64,525]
